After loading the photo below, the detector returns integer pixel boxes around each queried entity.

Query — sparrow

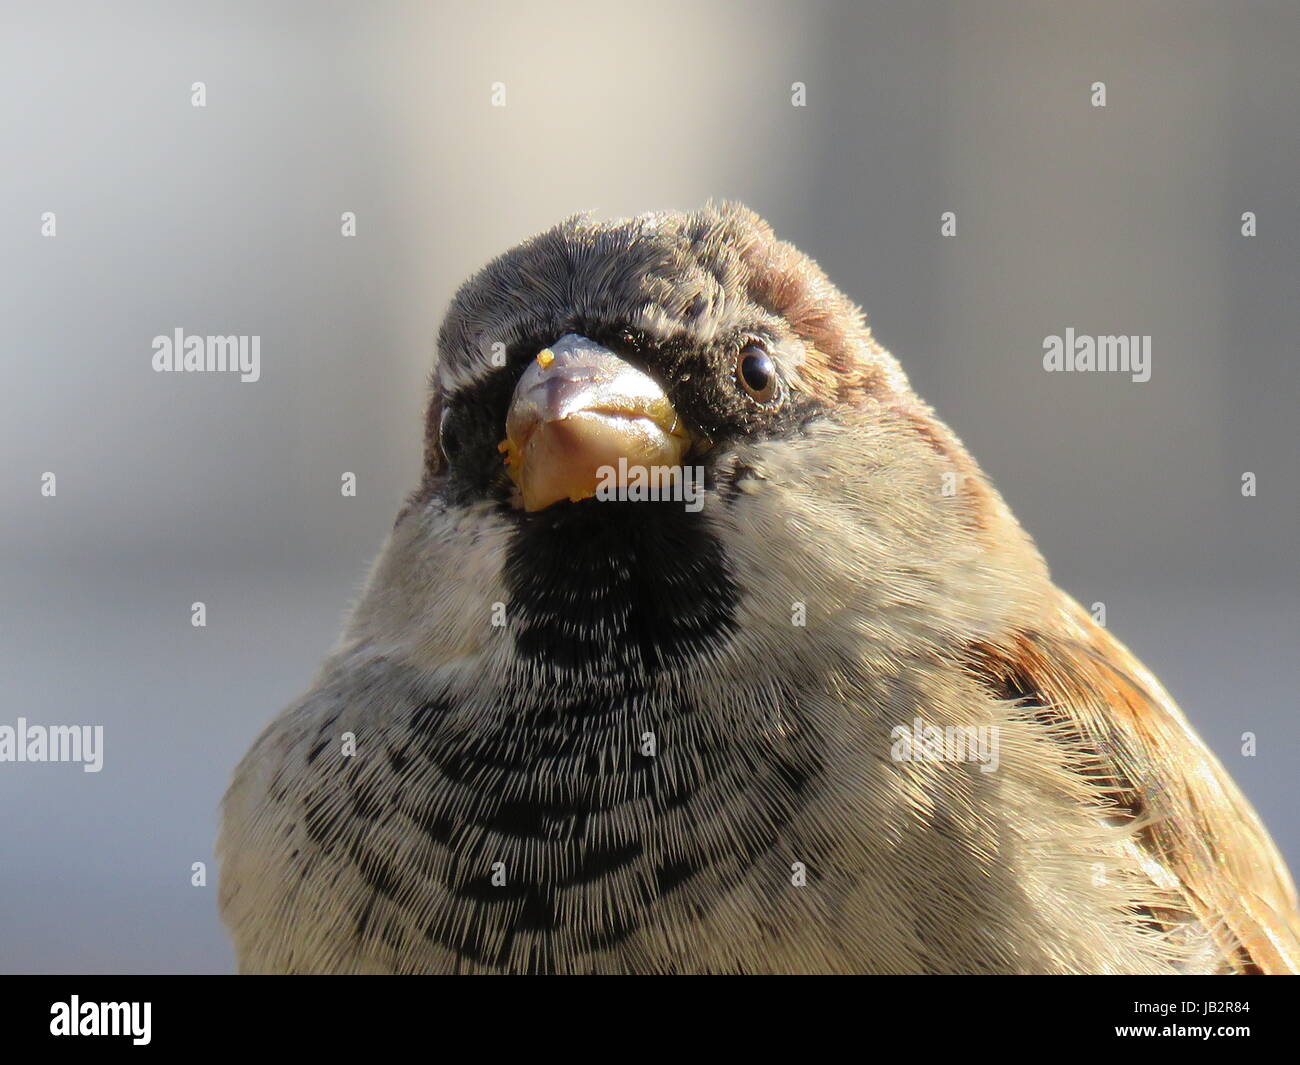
[218,203,1300,974]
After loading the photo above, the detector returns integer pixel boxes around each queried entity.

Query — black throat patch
[503,497,740,674]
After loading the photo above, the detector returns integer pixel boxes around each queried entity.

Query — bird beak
[500,333,691,511]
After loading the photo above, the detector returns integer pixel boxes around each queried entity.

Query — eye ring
[736,340,779,403]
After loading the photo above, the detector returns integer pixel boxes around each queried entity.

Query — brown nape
[888,400,995,533]
[719,203,898,409]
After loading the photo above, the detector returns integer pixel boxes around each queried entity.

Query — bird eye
[736,341,778,402]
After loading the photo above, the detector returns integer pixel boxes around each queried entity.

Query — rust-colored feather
[973,599,1300,973]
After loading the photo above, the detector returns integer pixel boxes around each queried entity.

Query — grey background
[1,1,1295,972]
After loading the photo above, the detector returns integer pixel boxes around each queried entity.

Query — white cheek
[343,501,515,670]
[706,429,967,667]
[710,424,1049,669]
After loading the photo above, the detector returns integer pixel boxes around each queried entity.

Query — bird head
[417,203,911,506]
[375,203,1043,681]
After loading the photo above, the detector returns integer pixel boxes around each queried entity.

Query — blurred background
[1,0,1295,972]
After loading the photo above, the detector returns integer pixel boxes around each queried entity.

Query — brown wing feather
[971,596,1300,973]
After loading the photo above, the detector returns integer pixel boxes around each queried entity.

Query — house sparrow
[218,203,1300,974]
